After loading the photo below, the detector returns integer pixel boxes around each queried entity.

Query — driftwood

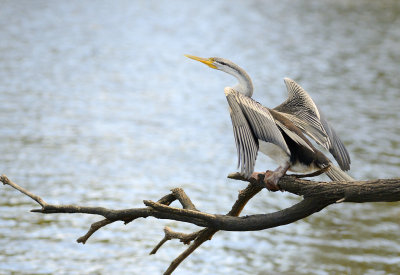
[1,173,400,274]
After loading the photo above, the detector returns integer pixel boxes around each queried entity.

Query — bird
[185,55,353,190]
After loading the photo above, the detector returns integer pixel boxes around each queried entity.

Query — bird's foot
[250,164,289,191]
[250,172,264,180]
[263,170,282,192]
[250,171,282,191]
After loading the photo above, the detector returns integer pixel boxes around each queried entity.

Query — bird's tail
[325,163,354,181]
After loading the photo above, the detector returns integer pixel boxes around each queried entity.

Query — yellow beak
[184,54,217,69]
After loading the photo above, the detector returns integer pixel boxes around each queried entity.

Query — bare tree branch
[77,219,115,244]
[150,226,200,255]
[1,174,47,207]
[163,177,264,274]
[2,173,400,274]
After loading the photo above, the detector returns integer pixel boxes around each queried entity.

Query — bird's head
[184,55,233,72]
[185,54,253,97]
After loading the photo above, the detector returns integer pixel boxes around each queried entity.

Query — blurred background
[1,0,399,274]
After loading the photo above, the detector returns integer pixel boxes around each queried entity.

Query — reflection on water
[1,0,399,274]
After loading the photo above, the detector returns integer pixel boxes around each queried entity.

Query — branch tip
[77,219,114,244]
[31,208,44,212]
[143,200,153,207]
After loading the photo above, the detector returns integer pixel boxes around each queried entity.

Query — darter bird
[185,55,353,190]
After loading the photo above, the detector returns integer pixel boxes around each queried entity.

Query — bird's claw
[250,171,281,191]
[264,171,282,192]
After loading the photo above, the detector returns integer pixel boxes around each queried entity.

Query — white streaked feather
[274,78,351,170]
[224,87,291,177]
[279,113,327,143]
[225,89,259,178]
[274,120,315,152]
[274,78,325,141]
[230,89,290,155]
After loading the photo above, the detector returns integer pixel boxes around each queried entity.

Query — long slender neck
[224,64,254,97]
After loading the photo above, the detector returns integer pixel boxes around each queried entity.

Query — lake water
[1,1,399,274]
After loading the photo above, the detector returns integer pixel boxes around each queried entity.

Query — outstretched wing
[225,89,259,178]
[225,87,290,178]
[274,78,351,170]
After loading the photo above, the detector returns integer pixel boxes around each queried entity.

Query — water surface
[1,1,399,274]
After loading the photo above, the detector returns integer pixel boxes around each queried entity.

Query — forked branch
[2,173,400,274]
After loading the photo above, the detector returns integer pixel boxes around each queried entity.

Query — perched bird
[185,55,353,190]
